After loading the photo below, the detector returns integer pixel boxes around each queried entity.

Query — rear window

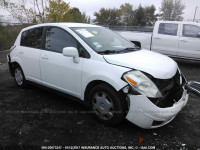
[20,27,43,48]
[158,23,178,36]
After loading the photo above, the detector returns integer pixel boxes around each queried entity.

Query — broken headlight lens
[123,71,162,98]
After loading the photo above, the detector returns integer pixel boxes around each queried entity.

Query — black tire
[14,65,27,88]
[89,83,127,125]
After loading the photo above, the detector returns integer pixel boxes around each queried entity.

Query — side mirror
[63,47,80,63]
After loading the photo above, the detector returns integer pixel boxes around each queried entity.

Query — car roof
[21,22,101,31]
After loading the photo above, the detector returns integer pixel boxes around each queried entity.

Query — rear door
[151,23,179,57]
[178,24,200,60]
[19,27,43,84]
[40,26,87,98]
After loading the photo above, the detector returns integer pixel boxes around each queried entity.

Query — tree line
[0,0,186,25]
[0,0,185,50]
[0,0,91,23]
[94,0,185,26]
[0,0,91,50]
[94,4,157,26]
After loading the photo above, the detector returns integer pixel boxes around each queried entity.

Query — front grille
[145,70,185,108]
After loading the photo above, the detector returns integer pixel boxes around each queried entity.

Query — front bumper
[125,88,189,129]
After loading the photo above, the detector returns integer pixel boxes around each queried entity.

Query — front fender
[81,59,131,100]
[82,74,128,98]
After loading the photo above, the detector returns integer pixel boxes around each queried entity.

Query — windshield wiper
[117,47,141,53]
[98,47,141,54]
[97,50,118,54]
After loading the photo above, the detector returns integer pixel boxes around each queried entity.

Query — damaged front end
[145,70,186,108]
[124,69,200,129]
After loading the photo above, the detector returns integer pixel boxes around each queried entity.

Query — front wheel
[89,84,127,125]
[14,65,27,88]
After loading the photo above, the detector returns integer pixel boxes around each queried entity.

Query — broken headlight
[123,70,162,98]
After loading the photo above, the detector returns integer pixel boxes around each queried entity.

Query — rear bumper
[7,54,14,77]
[125,88,189,129]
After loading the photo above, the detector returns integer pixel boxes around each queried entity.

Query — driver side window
[45,27,77,53]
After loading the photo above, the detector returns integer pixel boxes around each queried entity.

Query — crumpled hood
[103,50,178,79]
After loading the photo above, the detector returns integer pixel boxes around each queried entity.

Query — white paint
[104,50,178,79]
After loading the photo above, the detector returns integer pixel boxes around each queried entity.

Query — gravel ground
[0,50,200,150]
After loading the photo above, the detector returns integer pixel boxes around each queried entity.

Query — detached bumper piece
[186,81,200,97]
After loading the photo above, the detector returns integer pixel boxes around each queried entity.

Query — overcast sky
[65,0,200,21]
[1,0,200,22]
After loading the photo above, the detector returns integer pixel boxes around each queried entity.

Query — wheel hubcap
[92,92,114,120]
[15,68,23,85]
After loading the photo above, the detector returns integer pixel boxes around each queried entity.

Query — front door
[40,27,83,98]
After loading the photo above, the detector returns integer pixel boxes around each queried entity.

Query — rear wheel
[89,84,127,125]
[14,65,27,88]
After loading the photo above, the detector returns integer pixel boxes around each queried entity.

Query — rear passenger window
[45,27,77,53]
[182,24,200,38]
[21,27,43,48]
[158,23,178,36]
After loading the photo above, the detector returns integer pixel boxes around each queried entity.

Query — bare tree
[0,0,49,23]
[32,0,49,23]
[0,0,35,23]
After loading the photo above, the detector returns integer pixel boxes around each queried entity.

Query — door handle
[41,55,48,60]
[180,40,188,42]
[155,37,161,40]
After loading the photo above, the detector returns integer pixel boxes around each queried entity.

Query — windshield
[70,27,139,54]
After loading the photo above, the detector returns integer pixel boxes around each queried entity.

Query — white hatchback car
[7,23,199,129]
